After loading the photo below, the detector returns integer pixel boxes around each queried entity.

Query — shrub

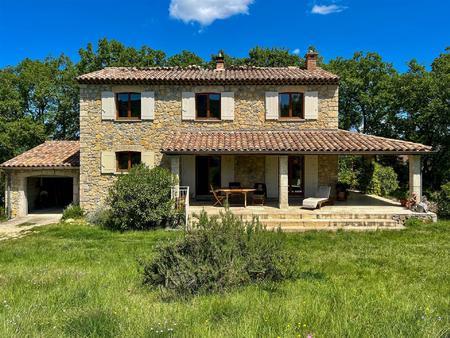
[107,165,176,230]
[62,204,84,220]
[0,206,6,221]
[141,210,298,297]
[338,156,359,189]
[366,162,399,197]
[86,207,111,227]
[437,182,450,218]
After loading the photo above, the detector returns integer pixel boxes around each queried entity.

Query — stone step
[265,225,405,232]
[220,213,397,221]
[259,218,399,228]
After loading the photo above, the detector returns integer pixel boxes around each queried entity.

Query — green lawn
[0,221,449,338]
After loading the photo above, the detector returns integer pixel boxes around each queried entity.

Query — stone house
[1,51,432,218]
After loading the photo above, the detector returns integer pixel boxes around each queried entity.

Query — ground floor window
[116,152,141,172]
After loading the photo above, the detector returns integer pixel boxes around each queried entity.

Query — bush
[366,162,399,197]
[338,156,359,189]
[107,165,176,230]
[0,206,6,221]
[437,182,450,218]
[86,208,111,227]
[62,204,84,220]
[141,211,298,297]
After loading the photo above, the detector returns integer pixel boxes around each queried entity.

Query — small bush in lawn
[141,210,298,297]
[87,207,112,227]
[62,204,84,220]
[437,182,450,218]
[107,164,176,230]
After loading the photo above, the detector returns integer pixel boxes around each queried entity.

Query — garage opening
[27,177,73,213]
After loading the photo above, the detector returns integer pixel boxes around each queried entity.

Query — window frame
[195,93,221,120]
[278,92,304,119]
[115,92,141,120]
[116,151,141,172]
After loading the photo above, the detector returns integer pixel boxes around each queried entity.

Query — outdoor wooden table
[214,188,256,208]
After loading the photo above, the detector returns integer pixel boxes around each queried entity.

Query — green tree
[166,50,205,67]
[0,118,46,163]
[0,67,24,119]
[247,47,303,67]
[326,52,397,135]
[77,38,166,73]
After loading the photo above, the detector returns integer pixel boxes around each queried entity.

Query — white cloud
[311,4,346,15]
[292,48,300,55]
[169,0,254,26]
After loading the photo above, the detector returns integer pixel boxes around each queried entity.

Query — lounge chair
[302,186,331,209]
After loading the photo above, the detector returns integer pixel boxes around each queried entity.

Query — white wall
[304,155,319,197]
[265,156,279,198]
[181,155,196,197]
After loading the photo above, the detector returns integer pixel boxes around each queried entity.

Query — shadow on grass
[64,309,119,337]
[299,270,327,281]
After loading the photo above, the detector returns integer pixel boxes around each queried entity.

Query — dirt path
[0,213,61,241]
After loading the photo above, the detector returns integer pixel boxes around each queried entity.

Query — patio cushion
[302,197,329,209]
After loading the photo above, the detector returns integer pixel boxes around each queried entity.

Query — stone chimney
[305,50,319,71]
[215,50,225,70]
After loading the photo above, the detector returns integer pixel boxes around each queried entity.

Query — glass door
[195,156,221,197]
[288,156,304,196]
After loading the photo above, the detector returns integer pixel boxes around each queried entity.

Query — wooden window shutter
[221,92,235,120]
[141,91,155,120]
[101,151,115,174]
[304,91,319,120]
[141,151,155,168]
[265,92,279,120]
[182,92,195,120]
[101,91,115,120]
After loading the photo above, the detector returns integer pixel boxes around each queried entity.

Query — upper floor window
[116,151,141,172]
[116,93,141,119]
[196,93,221,120]
[279,93,304,119]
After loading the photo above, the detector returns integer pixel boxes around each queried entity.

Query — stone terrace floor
[189,191,412,216]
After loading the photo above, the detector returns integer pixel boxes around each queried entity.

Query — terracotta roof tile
[161,130,432,154]
[76,66,339,85]
[0,141,80,168]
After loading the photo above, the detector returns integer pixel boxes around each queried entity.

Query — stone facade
[79,84,339,212]
[5,169,79,218]
[234,156,265,188]
[319,155,339,197]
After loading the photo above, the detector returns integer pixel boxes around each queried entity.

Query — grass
[0,220,449,337]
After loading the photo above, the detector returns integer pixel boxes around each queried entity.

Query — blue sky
[0,0,448,71]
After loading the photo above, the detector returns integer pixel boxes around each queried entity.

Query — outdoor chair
[228,182,243,204]
[252,183,267,205]
[228,182,241,188]
[302,186,331,209]
[210,185,225,207]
